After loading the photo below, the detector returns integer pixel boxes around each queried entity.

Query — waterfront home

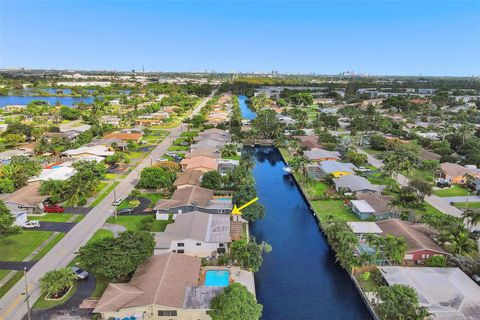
[293,135,323,149]
[277,115,295,125]
[94,253,218,320]
[154,211,230,257]
[0,182,48,216]
[351,192,394,220]
[62,145,115,158]
[180,156,218,172]
[304,148,340,162]
[195,132,231,144]
[190,140,227,151]
[348,222,383,236]
[184,148,221,159]
[379,267,480,319]
[173,170,204,189]
[376,219,449,265]
[197,128,231,140]
[333,175,383,194]
[217,159,239,175]
[154,186,232,219]
[318,160,357,177]
[0,147,33,163]
[439,162,480,184]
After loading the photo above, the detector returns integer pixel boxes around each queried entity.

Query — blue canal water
[0,95,94,108]
[238,95,257,120]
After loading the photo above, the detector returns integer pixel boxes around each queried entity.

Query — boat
[283,166,292,174]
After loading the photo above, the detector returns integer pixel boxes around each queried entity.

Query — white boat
[283,166,292,174]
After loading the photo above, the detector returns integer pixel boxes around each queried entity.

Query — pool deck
[201,266,256,297]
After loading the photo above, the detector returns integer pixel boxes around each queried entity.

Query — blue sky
[0,0,479,76]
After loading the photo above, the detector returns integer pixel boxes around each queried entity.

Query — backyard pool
[204,270,229,286]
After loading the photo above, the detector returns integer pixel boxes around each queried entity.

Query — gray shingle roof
[320,160,357,174]
[333,175,381,192]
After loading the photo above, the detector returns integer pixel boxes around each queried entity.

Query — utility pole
[23,267,31,320]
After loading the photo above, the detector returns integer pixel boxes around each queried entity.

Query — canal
[239,96,371,319]
[0,95,94,108]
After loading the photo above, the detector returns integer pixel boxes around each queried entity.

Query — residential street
[0,95,212,320]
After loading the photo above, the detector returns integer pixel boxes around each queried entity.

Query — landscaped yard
[311,200,361,222]
[167,145,189,151]
[33,281,78,310]
[433,185,470,197]
[453,202,480,209]
[87,229,114,244]
[0,231,52,261]
[89,181,120,208]
[301,179,329,198]
[361,147,384,156]
[106,215,170,232]
[28,213,80,223]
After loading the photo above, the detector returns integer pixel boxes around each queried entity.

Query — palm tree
[40,268,76,299]
[443,225,476,255]
[462,173,475,209]
[221,144,238,158]
[290,155,311,184]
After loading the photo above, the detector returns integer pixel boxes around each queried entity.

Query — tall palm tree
[462,210,480,232]
[290,155,311,184]
[462,173,475,209]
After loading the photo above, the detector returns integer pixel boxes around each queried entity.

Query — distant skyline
[1,0,479,76]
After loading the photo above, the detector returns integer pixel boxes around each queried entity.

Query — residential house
[420,149,441,161]
[154,211,230,257]
[195,132,231,144]
[62,145,114,158]
[174,170,204,189]
[474,178,480,195]
[43,131,79,142]
[217,159,239,175]
[190,140,227,151]
[352,192,394,220]
[293,136,323,149]
[94,253,219,320]
[180,156,218,172]
[379,267,480,319]
[376,219,449,265]
[319,160,357,177]
[304,148,340,162]
[439,162,480,184]
[0,148,33,163]
[348,222,383,237]
[0,182,48,216]
[103,132,143,143]
[334,175,383,194]
[184,148,221,159]
[100,116,121,126]
[29,166,76,182]
[154,186,232,219]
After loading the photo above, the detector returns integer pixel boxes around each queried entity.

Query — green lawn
[366,172,397,189]
[433,185,470,197]
[453,202,480,209]
[140,192,163,207]
[106,215,170,232]
[87,229,114,244]
[278,148,293,162]
[28,213,79,223]
[32,233,65,261]
[0,272,23,298]
[96,181,108,193]
[90,275,110,298]
[0,231,52,261]
[33,281,78,310]
[301,180,329,197]
[104,173,119,180]
[180,131,199,138]
[126,151,145,159]
[311,200,361,222]
[89,181,120,208]
[361,147,384,156]
[0,270,10,281]
[167,145,189,151]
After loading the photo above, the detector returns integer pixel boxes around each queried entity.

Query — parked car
[436,180,450,188]
[44,205,64,213]
[117,208,134,215]
[112,198,123,206]
[71,266,89,280]
[355,167,370,173]
[22,221,41,229]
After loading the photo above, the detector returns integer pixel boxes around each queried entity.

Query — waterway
[238,95,257,120]
[0,95,94,108]
[240,94,370,319]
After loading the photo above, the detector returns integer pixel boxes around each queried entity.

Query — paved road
[441,195,480,203]
[0,94,213,320]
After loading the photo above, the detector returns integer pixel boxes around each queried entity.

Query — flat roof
[348,222,383,234]
[350,200,376,213]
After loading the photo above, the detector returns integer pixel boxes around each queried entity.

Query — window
[158,310,177,317]
[219,243,224,248]
[177,243,184,247]
[422,254,429,259]
[196,243,201,246]
[177,249,184,254]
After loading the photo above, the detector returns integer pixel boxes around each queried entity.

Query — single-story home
[379,266,480,319]
[439,162,480,184]
[195,132,231,144]
[0,182,48,216]
[293,136,323,149]
[319,160,357,177]
[94,253,219,320]
[100,116,121,126]
[217,159,239,175]
[29,166,76,182]
[351,192,394,220]
[154,186,232,219]
[190,140,227,151]
[333,175,383,194]
[0,148,33,163]
[184,148,221,159]
[304,148,340,162]
[376,219,449,265]
[173,170,204,189]
[420,149,441,161]
[62,145,114,158]
[180,156,218,172]
[103,132,143,142]
[154,211,230,257]
[348,221,383,236]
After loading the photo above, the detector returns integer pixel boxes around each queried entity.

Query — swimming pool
[204,270,229,286]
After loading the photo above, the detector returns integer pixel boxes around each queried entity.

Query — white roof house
[350,200,376,214]
[62,145,114,157]
[347,222,383,234]
[29,167,76,182]
[379,267,480,319]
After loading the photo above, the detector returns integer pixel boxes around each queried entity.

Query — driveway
[25,276,96,320]
[0,261,37,271]
[131,196,152,215]
[441,195,480,203]
[36,222,76,233]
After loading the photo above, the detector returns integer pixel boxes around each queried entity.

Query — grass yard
[104,173,119,180]
[361,148,384,156]
[32,233,65,261]
[28,213,79,223]
[87,229,114,244]
[180,131,199,138]
[96,181,108,193]
[222,155,241,161]
[366,172,397,189]
[167,145,189,151]
[140,192,163,207]
[0,230,52,261]
[0,270,10,281]
[90,275,110,298]
[89,181,120,208]
[311,200,361,222]
[0,272,23,298]
[278,148,294,162]
[126,151,145,159]
[453,202,480,209]
[33,281,78,310]
[106,215,170,232]
[301,180,329,197]
[433,185,470,197]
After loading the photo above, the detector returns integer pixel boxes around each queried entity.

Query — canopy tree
[210,283,263,320]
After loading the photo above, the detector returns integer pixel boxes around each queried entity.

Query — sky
[0,0,479,76]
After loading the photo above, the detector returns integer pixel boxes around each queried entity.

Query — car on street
[44,205,65,213]
[71,266,89,280]
[117,208,134,215]
[112,198,123,206]
[22,221,41,229]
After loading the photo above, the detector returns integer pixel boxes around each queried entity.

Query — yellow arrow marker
[231,197,259,215]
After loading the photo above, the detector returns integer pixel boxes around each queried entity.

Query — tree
[289,155,311,184]
[2,133,25,148]
[345,150,367,167]
[377,284,430,320]
[201,171,223,190]
[426,255,447,267]
[209,283,263,320]
[190,114,206,128]
[462,210,480,232]
[138,167,176,190]
[60,106,82,120]
[230,238,271,272]
[40,268,76,298]
[0,200,20,238]
[370,134,387,151]
[0,156,42,190]
[440,224,477,255]
[251,109,282,139]
[408,178,433,201]
[240,202,265,222]
[77,231,155,280]
[221,144,238,158]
